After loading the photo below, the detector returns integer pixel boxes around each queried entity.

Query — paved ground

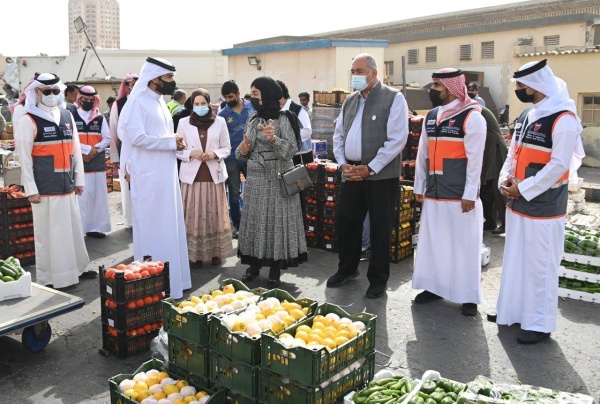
[1,190,599,403]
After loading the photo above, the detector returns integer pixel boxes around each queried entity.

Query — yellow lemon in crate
[311,322,326,331]
[211,290,224,298]
[196,391,209,398]
[133,382,148,392]
[190,296,202,304]
[278,332,294,340]
[334,336,349,347]
[173,399,187,404]
[136,391,151,402]
[295,330,309,342]
[307,340,322,347]
[254,313,266,321]
[156,371,170,381]
[335,329,351,340]
[289,309,305,320]
[163,385,179,395]
[287,302,302,311]
[302,307,309,315]
[123,389,137,399]
[309,328,324,338]
[307,333,322,345]
[153,392,167,400]
[232,321,247,332]
[222,284,236,294]
[313,315,326,323]
[201,294,212,303]
[261,307,275,318]
[281,315,296,327]
[271,319,285,334]
[322,338,336,351]
[296,325,312,335]
[184,395,197,403]
[145,376,159,387]
[176,380,189,390]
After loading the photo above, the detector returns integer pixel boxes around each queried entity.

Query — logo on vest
[534,123,542,132]
[449,119,455,127]
[43,127,56,133]
[515,122,522,129]
[65,123,71,130]
[427,120,435,125]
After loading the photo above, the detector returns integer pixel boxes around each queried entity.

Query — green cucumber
[2,275,16,282]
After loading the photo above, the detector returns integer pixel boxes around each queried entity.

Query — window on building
[408,49,419,64]
[544,35,560,46]
[459,44,472,61]
[517,37,533,46]
[384,61,394,76]
[481,41,494,59]
[581,94,600,125]
[426,46,437,63]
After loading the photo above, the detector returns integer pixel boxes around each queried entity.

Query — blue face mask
[352,71,371,91]
[193,106,209,116]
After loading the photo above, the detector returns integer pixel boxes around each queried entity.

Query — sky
[1,0,531,57]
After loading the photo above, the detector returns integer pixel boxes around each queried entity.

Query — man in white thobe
[412,68,486,316]
[109,73,138,228]
[496,59,584,344]
[17,73,92,288]
[73,85,111,238]
[118,57,191,299]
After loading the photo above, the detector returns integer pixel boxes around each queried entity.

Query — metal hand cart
[0,283,85,352]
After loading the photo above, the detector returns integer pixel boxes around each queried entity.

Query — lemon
[145,376,159,387]
[173,399,187,404]
[156,371,169,382]
[189,296,201,304]
[302,307,309,315]
[311,322,326,331]
[336,330,351,339]
[309,328,324,338]
[136,390,151,402]
[211,289,224,298]
[184,395,197,403]
[307,340,322,347]
[232,321,247,332]
[153,391,167,400]
[289,309,305,320]
[196,391,209,398]
[295,330,309,342]
[287,302,302,311]
[334,336,349,346]
[163,384,180,395]
[296,325,312,335]
[307,333,322,344]
[222,284,236,294]
[123,389,137,399]
[313,315,326,323]
[322,338,337,351]
[133,381,149,392]
[201,294,212,303]
[254,313,266,321]
[176,380,190,390]
[278,332,294,340]
[281,315,296,327]
[271,320,285,333]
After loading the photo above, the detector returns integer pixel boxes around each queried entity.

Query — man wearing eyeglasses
[16,73,92,289]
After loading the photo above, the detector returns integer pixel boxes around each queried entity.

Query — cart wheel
[22,323,52,352]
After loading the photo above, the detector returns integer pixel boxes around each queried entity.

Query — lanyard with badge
[511,109,533,181]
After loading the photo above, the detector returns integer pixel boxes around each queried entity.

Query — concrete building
[68,0,120,55]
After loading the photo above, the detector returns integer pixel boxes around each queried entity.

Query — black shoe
[365,285,386,299]
[517,330,551,344]
[86,232,106,238]
[414,290,443,303]
[231,227,239,239]
[326,271,359,287]
[360,247,371,261]
[267,278,281,288]
[483,224,496,231]
[268,267,281,289]
[461,303,478,316]
[79,271,98,280]
[241,266,260,282]
[491,225,505,235]
[45,284,54,289]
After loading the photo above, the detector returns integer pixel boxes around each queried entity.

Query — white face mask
[41,94,59,107]
[352,70,373,91]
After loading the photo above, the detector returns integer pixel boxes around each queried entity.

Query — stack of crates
[208,285,316,403]
[402,116,424,181]
[0,189,35,266]
[105,149,113,193]
[99,257,169,359]
[260,303,376,403]
[304,161,341,253]
[391,183,416,263]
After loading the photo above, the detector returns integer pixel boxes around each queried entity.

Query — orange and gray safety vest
[27,110,76,196]
[424,107,477,200]
[71,109,106,173]
[507,107,571,218]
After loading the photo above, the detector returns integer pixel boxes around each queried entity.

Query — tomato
[144,296,154,306]
[135,298,145,308]
[143,324,153,333]
[134,273,142,280]
[152,294,160,303]
[147,266,157,276]
[105,268,116,280]
[126,301,136,310]
[136,326,146,336]
[124,270,135,281]
[140,270,150,278]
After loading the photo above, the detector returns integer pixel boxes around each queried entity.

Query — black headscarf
[250,76,282,121]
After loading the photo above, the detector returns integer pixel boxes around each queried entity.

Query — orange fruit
[144,296,154,305]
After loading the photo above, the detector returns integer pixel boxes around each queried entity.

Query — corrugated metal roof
[514,47,600,57]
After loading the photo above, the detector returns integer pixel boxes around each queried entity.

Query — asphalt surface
[0,192,599,403]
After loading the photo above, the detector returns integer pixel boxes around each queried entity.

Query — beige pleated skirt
[181,181,233,262]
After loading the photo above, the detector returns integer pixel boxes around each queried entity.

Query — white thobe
[109,102,132,227]
[17,104,90,288]
[413,101,486,304]
[76,109,111,233]
[120,90,191,299]
[496,112,580,333]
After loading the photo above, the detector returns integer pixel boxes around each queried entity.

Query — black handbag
[279,164,313,198]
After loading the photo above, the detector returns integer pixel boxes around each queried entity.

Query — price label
[108,319,114,327]
[326,244,332,248]
[327,196,333,201]
[106,285,112,294]
[309,226,314,231]
[327,177,334,182]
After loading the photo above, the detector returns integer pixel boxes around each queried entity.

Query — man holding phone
[495,59,584,344]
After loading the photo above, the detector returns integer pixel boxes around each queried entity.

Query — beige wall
[509,52,600,167]
[386,22,588,107]
[227,46,386,103]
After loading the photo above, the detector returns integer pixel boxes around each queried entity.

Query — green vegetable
[2,275,16,282]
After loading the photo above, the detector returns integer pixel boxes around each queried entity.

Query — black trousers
[336,177,399,288]
[293,151,314,217]
[480,178,506,228]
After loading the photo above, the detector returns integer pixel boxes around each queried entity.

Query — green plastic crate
[162,279,261,346]
[210,289,317,366]
[259,351,375,404]
[260,303,376,386]
[168,362,212,390]
[168,334,210,381]
[108,358,225,404]
[225,388,259,404]
[209,349,261,399]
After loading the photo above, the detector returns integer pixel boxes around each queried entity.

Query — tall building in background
[69,0,120,55]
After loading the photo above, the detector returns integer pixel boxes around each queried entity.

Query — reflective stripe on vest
[424,107,475,200]
[28,109,76,195]
[507,109,572,218]
[72,109,106,172]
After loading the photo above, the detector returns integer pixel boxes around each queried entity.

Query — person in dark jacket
[480,107,508,234]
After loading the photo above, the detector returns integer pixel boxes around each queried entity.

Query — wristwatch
[367,165,376,176]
